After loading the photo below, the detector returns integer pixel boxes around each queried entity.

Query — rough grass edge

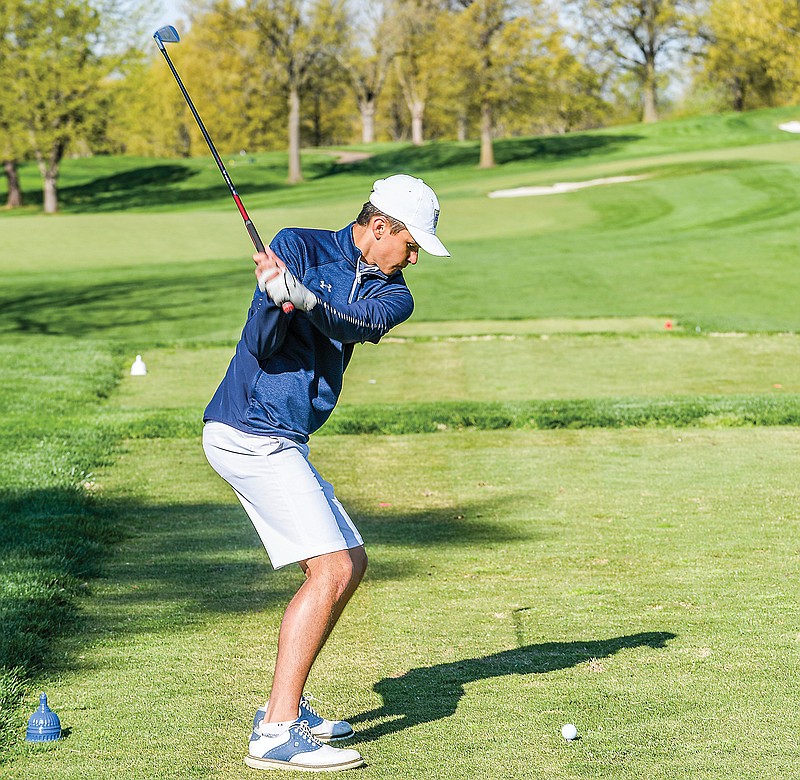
[108,394,800,440]
[0,339,126,763]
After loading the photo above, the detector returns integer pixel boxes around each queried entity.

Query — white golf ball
[561,723,578,741]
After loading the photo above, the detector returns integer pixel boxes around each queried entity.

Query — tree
[502,30,611,135]
[569,0,705,123]
[0,0,142,213]
[338,1,396,144]
[392,0,447,146]
[446,0,554,167]
[0,0,25,208]
[700,0,800,110]
[104,58,193,157]
[248,0,348,183]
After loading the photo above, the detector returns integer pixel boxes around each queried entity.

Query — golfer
[202,175,449,772]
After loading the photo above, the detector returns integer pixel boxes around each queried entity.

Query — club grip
[246,220,266,253]
[247,220,294,314]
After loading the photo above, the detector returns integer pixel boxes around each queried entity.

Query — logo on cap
[432,208,440,231]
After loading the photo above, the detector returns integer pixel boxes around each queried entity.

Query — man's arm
[255,251,413,344]
[304,288,413,344]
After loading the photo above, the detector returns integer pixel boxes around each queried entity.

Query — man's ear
[372,215,387,239]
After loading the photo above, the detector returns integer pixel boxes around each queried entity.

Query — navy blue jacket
[204,222,414,442]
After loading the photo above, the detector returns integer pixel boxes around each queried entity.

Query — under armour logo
[319,281,332,292]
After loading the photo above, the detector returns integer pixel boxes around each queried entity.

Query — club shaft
[156,47,265,248]
[155,38,293,313]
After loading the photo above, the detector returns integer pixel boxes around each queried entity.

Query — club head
[153,25,180,45]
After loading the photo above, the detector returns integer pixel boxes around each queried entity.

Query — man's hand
[254,251,317,312]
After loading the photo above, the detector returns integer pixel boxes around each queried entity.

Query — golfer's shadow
[350,631,675,742]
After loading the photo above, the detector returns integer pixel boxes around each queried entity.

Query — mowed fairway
[1,108,800,778]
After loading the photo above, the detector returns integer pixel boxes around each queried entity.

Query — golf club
[152,25,293,314]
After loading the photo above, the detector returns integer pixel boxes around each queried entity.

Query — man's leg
[264,545,368,725]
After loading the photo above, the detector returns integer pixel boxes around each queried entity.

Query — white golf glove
[258,268,318,311]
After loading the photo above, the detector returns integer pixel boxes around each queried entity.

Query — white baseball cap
[369,175,450,257]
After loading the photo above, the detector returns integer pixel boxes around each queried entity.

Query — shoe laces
[300,692,322,718]
[292,720,322,746]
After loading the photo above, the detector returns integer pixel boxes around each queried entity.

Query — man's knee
[306,547,367,594]
[349,545,368,579]
[336,546,367,590]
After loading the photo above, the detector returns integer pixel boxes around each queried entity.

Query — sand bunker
[778,121,800,133]
[488,174,649,198]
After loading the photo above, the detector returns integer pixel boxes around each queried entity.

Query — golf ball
[561,723,578,741]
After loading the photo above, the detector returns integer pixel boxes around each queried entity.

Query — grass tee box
[108,330,800,409]
[5,428,799,779]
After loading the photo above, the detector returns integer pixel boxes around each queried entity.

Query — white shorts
[202,422,364,569]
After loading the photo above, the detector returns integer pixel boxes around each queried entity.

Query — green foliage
[698,0,800,112]
[0,0,146,211]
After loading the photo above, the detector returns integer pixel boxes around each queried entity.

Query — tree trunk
[3,159,23,208]
[642,60,658,123]
[479,99,495,169]
[359,97,377,144]
[287,86,303,184]
[390,97,406,142]
[410,100,424,146]
[43,170,58,213]
[35,143,64,214]
[731,77,745,111]
[311,91,323,148]
[178,123,191,157]
[456,114,468,142]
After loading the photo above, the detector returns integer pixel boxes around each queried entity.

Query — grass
[109,330,799,407]
[4,105,800,216]
[1,105,800,776]
[5,429,800,778]
[0,340,122,756]
[5,133,800,335]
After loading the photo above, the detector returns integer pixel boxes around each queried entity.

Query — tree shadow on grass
[0,485,124,676]
[334,133,643,176]
[0,263,251,340]
[18,164,206,213]
[43,492,537,642]
[37,155,339,214]
[350,631,676,743]
[0,475,540,739]
[13,133,645,215]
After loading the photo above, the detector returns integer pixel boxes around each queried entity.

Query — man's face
[368,224,421,276]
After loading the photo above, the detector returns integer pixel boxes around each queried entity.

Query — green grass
[5,121,800,334]
[0,340,122,756]
[4,105,800,216]
[109,330,799,408]
[2,106,800,776]
[4,429,799,778]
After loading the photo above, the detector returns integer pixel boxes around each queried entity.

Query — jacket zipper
[347,264,361,304]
